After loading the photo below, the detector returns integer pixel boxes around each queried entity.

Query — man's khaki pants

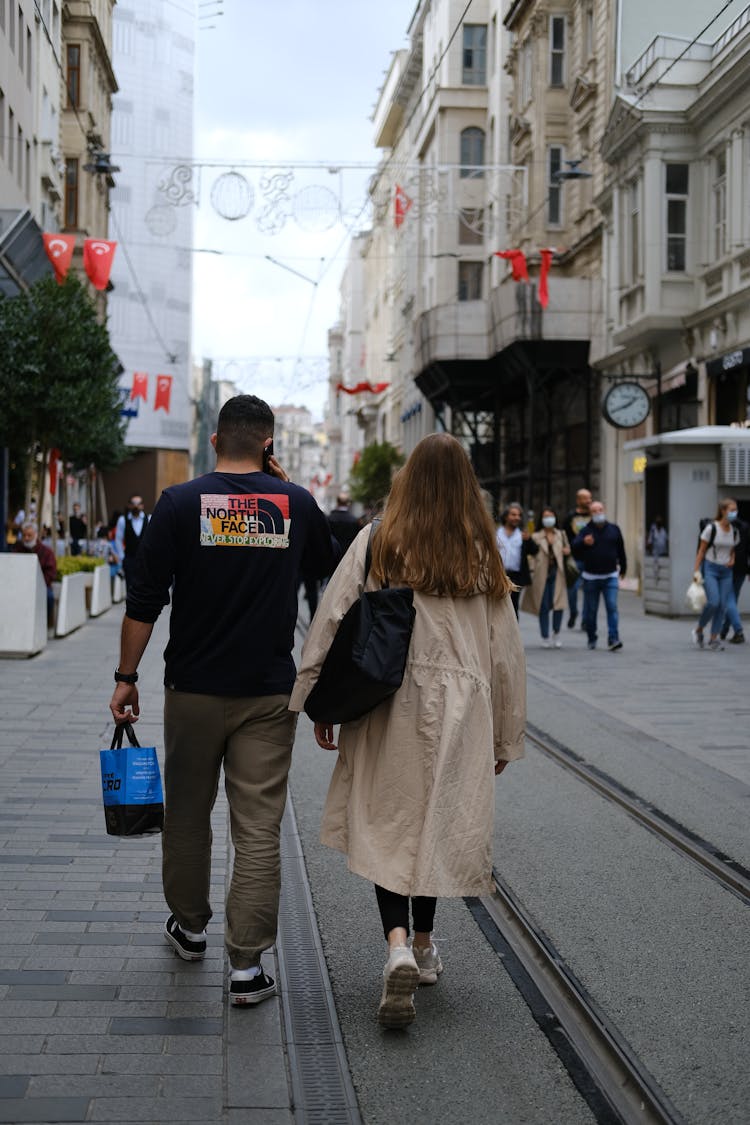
[162,689,297,969]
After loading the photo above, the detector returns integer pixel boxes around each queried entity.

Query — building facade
[104,0,195,512]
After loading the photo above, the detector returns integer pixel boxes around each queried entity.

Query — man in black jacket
[109,395,338,1007]
[327,494,360,563]
[572,500,627,651]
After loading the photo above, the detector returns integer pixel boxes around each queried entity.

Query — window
[64,157,79,229]
[460,127,485,178]
[66,44,81,108]
[629,181,641,281]
[26,27,32,88]
[458,261,483,301]
[549,16,566,86]
[16,123,22,185]
[7,108,13,172]
[0,89,4,159]
[713,150,727,260]
[9,0,15,50]
[665,163,689,271]
[584,7,594,59]
[459,209,485,245]
[490,15,497,75]
[547,146,563,225]
[0,1,5,32]
[462,24,487,85]
[18,8,23,67]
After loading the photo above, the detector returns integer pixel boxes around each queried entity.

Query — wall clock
[602,382,651,428]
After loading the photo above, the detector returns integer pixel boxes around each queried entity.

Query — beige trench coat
[520,529,569,616]
[289,527,526,899]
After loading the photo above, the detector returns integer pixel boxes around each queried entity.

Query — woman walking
[289,433,526,1029]
[521,506,571,647]
[692,498,740,651]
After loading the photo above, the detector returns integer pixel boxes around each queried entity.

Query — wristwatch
[114,669,138,684]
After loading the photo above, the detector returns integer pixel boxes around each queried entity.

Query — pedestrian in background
[692,498,740,652]
[719,501,746,645]
[13,521,56,626]
[109,395,338,1008]
[69,502,87,556]
[521,506,571,648]
[291,433,526,1029]
[646,514,669,557]
[327,494,361,565]
[115,495,149,589]
[562,488,591,629]
[572,501,627,652]
[496,502,538,616]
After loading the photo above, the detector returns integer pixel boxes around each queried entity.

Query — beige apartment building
[60,0,117,272]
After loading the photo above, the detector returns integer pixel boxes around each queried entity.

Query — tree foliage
[348,440,404,508]
[0,274,127,470]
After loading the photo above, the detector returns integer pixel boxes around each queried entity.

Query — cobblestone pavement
[0,590,747,1123]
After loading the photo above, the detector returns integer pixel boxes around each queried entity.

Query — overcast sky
[192,1,413,417]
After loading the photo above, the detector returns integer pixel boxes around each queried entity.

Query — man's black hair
[216,395,274,459]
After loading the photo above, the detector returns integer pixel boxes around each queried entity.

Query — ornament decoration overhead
[42,234,76,283]
[538,248,555,309]
[82,239,118,290]
[48,449,61,497]
[336,381,389,395]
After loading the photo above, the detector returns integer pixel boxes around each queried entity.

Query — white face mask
[592,513,606,525]
[542,516,556,528]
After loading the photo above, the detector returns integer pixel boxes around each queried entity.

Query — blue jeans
[567,565,583,620]
[699,561,734,637]
[721,572,744,635]
[582,575,619,646]
[539,571,563,638]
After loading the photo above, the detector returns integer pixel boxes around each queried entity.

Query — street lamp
[552,159,592,183]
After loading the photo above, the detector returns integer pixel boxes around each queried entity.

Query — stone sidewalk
[0,606,290,1125]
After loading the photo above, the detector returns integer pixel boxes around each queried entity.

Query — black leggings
[375,884,437,940]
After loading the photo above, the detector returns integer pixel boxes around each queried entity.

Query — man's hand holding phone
[263,441,290,482]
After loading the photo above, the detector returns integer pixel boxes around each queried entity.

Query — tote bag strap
[110,722,141,750]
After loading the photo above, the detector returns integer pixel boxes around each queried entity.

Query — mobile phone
[262,441,273,471]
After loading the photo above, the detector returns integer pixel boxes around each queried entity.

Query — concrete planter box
[0,555,47,657]
[89,565,112,616]
[55,572,87,637]
[112,573,125,603]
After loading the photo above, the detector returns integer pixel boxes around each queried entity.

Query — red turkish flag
[336,381,389,395]
[154,374,173,413]
[538,248,554,309]
[495,249,529,282]
[83,239,117,290]
[131,372,148,401]
[42,234,76,284]
[394,184,413,229]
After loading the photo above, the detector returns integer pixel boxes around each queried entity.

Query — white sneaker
[377,945,419,1028]
[553,636,562,648]
[691,627,704,648]
[411,941,443,985]
[541,640,553,649]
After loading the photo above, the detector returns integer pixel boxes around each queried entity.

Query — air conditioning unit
[721,443,750,485]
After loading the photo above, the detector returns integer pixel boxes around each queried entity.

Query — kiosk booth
[624,427,750,616]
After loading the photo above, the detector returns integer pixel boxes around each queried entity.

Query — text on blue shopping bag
[100,746,163,807]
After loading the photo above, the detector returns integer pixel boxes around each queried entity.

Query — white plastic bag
[686,573,707,613]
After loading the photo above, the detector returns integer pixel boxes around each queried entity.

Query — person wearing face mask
[693,498,742,651]
[115,495,150,590]
[13,521,57,625]
[521,507,572,647]
[572,501,627,652]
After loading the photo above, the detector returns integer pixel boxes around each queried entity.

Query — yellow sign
[632,456,647,475]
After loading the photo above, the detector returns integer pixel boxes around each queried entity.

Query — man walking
[69,503,88,556]
[496,502,538,616]
[327,494,360,563]
[109,395,338,1006]
[562,488,592,629]
[720,502,746,644]
[572,500,627,651]
[115,495,149,589]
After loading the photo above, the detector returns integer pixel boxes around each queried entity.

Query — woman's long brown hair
[370,432,512,597]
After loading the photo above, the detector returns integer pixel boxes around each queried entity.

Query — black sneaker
[164,914,206,961]
[608,640,623,651]
[229,968,276,1007]
[720,626,729,640]
[729,632,745,645]
[567,613,577,629]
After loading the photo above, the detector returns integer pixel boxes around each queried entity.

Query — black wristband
[114,669,138,684]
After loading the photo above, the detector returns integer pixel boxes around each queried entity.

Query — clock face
[602,382,651,428]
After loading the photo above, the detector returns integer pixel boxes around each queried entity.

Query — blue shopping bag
[100,722,164,837]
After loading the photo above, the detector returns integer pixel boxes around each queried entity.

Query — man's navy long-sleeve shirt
[572,520,627,578]
[126,470,338,696]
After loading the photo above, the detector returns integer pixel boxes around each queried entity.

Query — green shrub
[56,555,106,580]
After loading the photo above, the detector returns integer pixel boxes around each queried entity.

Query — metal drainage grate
[277,800,362,1125]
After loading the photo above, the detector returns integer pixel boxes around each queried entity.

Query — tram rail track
[471,721,750,1124]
